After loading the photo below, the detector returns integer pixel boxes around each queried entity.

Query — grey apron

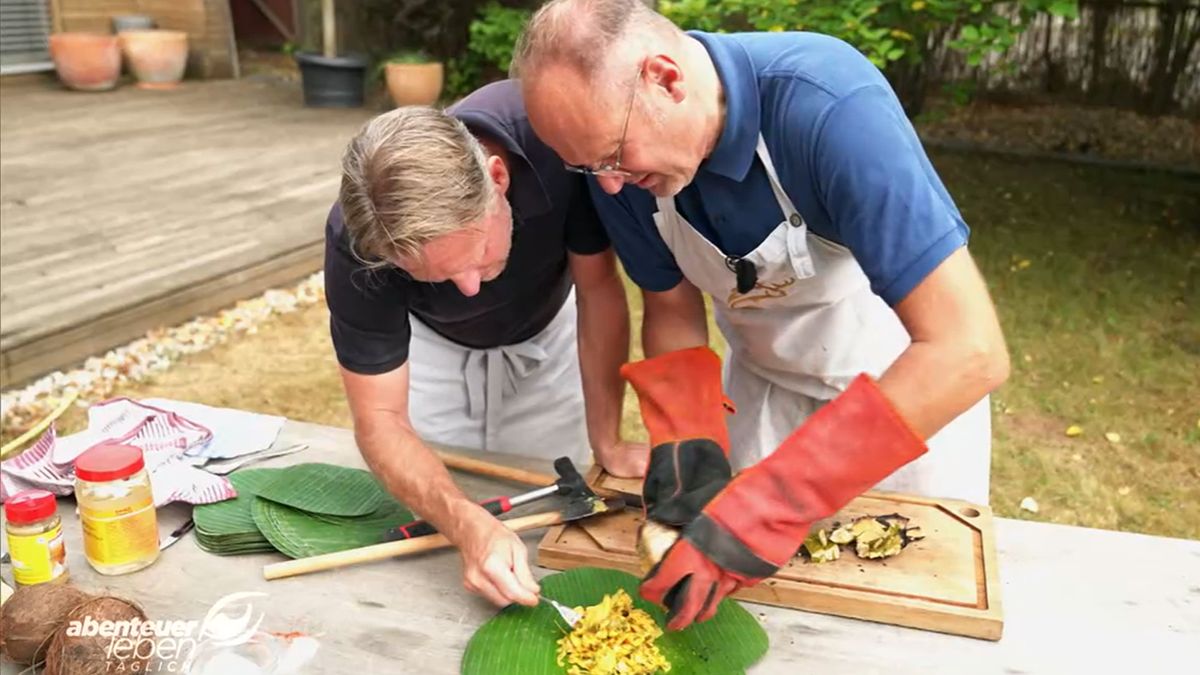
[407,288,591,467]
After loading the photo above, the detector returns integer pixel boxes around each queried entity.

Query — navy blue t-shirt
[591,31,970,306]
[325,80,610,375]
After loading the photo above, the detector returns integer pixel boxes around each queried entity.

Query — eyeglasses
[562,65,640,178]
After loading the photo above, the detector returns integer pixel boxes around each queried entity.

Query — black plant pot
[294,51,367,108]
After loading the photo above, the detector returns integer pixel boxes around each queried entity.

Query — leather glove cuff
[680,513,778,581]
[619,346,733,452]
[699,374,930,569]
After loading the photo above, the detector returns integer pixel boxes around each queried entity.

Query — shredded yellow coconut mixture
[555,589,671,675]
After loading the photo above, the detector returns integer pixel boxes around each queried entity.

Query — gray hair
[510,0,679,92]
[339,106,494,269]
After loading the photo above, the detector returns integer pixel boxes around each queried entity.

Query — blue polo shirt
[592,31,969,306]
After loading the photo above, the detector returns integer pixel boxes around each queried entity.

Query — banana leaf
[192,468,281,555]
[253,463,387,517]
[461,568,768,675]
[251,495,413,559]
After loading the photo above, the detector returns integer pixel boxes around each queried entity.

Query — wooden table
[3,419,1196,674]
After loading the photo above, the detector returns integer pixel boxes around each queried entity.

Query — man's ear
[646,54,686,104]
[487,154,510,195]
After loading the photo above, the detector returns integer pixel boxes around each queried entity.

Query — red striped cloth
[1,398,236,506]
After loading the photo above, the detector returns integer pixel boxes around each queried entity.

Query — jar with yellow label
[4,489,69,587]
[74,444,159,575]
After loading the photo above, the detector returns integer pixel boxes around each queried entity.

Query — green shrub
[384,49,435,65]
[446,2,533,101]
[659,0,1079,109]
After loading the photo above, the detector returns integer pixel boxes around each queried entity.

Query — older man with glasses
[511,0,1010,630]
[324,79,648,610]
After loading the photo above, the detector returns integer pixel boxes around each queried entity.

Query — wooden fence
[928,0,1199,115]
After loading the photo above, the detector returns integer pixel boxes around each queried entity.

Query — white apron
[407,288,592,468]
[652,136,991,504]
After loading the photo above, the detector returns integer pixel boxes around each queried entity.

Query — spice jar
[4,489,69,587]
[74,444,159,575]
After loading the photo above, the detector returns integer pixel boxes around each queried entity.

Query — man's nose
[596,175,625,195]
[452,271,481,297]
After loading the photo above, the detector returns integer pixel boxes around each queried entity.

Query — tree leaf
[461,567,768,674]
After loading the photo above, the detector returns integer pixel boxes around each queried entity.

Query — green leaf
[254,463,388,517]
[461,568,768,675]
[1049,0,1079,18]
[193,468,281,555]
[251,496,412,559]
[961,24,980,41]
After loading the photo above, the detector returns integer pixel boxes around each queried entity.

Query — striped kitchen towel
[1,398,236,506]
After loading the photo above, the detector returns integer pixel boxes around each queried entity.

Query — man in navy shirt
[326,80,646,609]
[513,0,1010,629]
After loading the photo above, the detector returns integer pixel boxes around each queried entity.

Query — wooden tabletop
[5,419,1196,674]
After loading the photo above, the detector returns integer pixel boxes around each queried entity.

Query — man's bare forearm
[880,247,1010,438]
[354,413,482,542]
[642,280,709,358]
[877,339,1007,439]
[576,269,630,453]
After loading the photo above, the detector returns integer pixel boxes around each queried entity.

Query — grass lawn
[6,151,1197,539]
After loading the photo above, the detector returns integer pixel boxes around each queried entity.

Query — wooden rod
[431,451,635,505]
[321,0,335,58]
[263,510,564,581]
[0,391,76,460]
[432,449,558,487]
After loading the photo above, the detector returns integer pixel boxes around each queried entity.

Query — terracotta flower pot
[48,33,121,91]
[119,30,189,90]
[385,62,444,106]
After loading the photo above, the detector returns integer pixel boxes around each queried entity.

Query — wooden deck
[0,75,373,388]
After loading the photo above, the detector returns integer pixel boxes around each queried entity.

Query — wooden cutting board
[537,468,1003,641]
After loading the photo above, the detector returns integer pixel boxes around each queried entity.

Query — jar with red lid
[74,443,159,574]
[4,489,69,587]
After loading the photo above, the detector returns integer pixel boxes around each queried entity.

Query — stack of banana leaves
[192,463,411,558]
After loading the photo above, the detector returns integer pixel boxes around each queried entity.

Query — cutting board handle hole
[959,507,981,518]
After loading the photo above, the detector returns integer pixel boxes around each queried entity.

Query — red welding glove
[641,373,929,630]
[619,346,734,526]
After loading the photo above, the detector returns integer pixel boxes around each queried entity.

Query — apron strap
[754,134,802,221]
[465,341,549,452]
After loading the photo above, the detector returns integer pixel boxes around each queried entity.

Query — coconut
[0,583,93,666]
[636,519,681,575]
[43,596,152,675]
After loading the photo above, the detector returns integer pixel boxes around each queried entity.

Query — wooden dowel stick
[263,510,563,581]
[321,0,335,58]
[432,449,558,487]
